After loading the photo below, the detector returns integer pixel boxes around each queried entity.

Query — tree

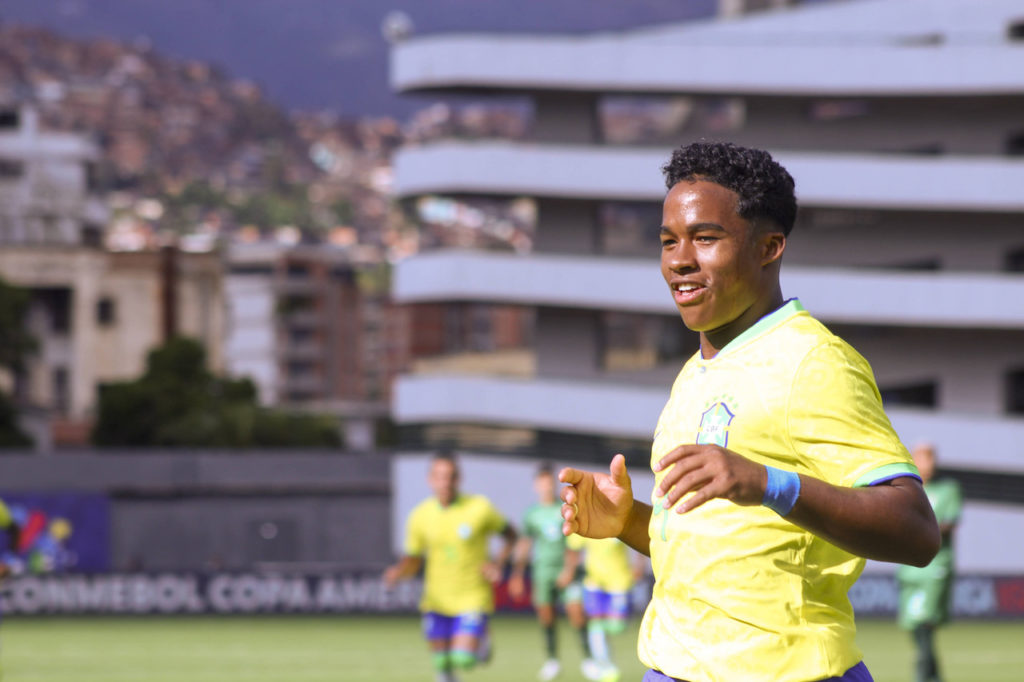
[0,276,35,448]
[0,276,37,376]
[92,337,341,448]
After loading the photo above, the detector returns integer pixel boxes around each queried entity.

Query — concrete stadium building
[387,0,1024,573]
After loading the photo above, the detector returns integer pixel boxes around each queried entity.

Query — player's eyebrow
[660,223,727,235]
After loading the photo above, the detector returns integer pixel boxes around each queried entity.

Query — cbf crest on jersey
[696,396,737,447]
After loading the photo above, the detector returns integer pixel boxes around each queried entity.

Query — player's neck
[699,288,785,359]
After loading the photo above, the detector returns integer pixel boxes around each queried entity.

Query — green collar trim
[705,299,805,359]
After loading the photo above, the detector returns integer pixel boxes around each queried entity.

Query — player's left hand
[654,444,766,513]
[480,561,502,584]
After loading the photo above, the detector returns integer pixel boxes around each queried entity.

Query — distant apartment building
[226,244,402,409]
[0,105,225,447]
[388,0,1024,571]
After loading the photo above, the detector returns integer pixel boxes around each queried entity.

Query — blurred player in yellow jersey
[565,535,645,682]
[559,142,940,682]
[384,453,517,682]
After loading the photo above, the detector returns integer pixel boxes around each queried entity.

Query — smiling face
[660,179,786,355]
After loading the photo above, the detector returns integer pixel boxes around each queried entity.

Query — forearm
[495,525,518,569]
[511,538,531,578]
[388,555,423,581]
[616,500,652,557]
[785,476,939,566]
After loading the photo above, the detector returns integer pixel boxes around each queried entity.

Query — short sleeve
[403,506,425,557]
[787,341,920,488]
[481,498,508,535]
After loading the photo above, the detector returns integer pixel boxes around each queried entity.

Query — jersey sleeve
[403,505,426,557]
[481,497,508,535]
[787,340,920,488]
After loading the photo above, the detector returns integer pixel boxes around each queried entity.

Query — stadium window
[1008,20,1024,41]
[52,367,69,415]
[0,110,18,129]
[807,99,869,122]
[0,158,25,179]
[1006,368,1024,415]
[879,382,937,408]
[1006,131,1024,156]
[96,297,116,326]
[1005,246,1024,272]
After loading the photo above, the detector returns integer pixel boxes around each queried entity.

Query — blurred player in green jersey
[509,463,598,681]
[897,443,962,682]
[384,453,518,682]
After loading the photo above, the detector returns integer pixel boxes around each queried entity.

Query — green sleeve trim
[852,462,921,488]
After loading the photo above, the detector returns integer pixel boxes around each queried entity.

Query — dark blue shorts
[583,587,631,619]
[642,661,873,682]
[422,612,488,641]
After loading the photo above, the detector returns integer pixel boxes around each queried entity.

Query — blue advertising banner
[0,492,111,573]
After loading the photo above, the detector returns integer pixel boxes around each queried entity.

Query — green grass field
[2,615,1022,681]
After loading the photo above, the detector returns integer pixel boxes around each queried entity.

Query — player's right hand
[559,454,634,540]
[507,574,525,600]
[382,565,401,588]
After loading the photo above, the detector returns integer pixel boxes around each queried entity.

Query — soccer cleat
[599,664,621,682]
[581,658,604,681]
[537,658,561,681]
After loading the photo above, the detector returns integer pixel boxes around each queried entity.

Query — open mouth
[672,282,706,304]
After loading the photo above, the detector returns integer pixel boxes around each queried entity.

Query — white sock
[587,622,610,663]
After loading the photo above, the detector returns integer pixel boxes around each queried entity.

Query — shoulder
[466,494,502,515]
[408,498,435,521]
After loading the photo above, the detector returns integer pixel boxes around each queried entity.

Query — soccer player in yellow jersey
[566,535,644,682]
[559,142,940,682]
[384,453,517,682]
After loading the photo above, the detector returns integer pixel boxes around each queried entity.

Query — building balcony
[393,249,1024,330]
[392,372,1024,475]
[394,141,1024,213]
[392,3,1024,97]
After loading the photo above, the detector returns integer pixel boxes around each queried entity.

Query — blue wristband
[762,465,801,516]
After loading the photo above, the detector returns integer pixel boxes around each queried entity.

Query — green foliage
[0,276,37,374]
[0,276,36,448]
[92,337,340,448]
[0,390,32,448]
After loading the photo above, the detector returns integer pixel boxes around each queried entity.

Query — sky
[0,0,718,116]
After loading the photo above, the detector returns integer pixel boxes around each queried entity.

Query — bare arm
[483,523,518,583]
[495,523,518,568]
[382,555,423,587]
[655,444,940,567]
[510,536,533,580]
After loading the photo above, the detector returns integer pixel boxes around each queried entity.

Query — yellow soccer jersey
[567,535,634,593]
[404,493,507,616]
[638,300,919,682]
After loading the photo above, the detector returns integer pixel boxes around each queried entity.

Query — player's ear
[760,228,786,267]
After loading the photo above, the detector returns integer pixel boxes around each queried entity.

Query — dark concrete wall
[0,451,392,571]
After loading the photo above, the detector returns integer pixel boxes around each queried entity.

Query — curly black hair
[662,142,797,236]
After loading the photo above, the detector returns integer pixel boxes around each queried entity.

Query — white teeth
[676,284,699,292]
